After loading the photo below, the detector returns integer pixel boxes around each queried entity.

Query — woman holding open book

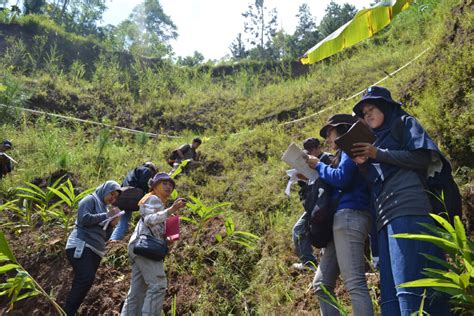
[306,114,373,316]
[351,86,452,316]
[121,172,186,316]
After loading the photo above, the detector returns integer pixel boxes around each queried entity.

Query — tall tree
[241,0,278,59]
[110,0,177,57]
[229,33,247,60]
[23,0,46,14]
[176,51,204,67]
[130,0,177,42]
[318,1,357,38]
[293,3,321,58]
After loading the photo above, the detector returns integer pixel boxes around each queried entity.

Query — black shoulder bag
[133,219,168,261]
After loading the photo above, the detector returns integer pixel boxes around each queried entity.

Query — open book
[334,121,376,158]
[281,143,319,183]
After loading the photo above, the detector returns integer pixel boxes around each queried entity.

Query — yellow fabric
[300,0,413,65]
[138,192,154,206]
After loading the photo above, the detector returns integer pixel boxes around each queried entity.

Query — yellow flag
[301,0,413,65]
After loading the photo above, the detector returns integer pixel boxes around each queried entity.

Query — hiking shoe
[292,262,317,272]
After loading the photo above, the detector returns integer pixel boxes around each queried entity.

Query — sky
[103,0,374,60]
[7,0,374,60]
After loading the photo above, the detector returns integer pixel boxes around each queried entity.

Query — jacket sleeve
[315,152,357,189]
[375,148,431,170]
[76,197,107,227]
[140,196,169,227]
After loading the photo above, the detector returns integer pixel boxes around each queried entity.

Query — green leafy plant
[319,284,349,316]
[392,214,473,315]
[0,232,65,314]
[169,159,191,179]
[180,195,231,233]
[14,177,67,225]
[47,179,95,239]
[220,217,260,249]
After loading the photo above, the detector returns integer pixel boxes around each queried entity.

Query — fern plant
[392,214,473,315]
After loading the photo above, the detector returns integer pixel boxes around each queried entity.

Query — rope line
[282,46,431,126]
[0,103,182,139]
[0,47,431,138]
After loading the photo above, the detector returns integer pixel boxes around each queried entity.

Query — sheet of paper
[165,216,180,241]
[281,143,319,183]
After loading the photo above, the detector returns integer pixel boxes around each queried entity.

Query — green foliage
[318,1,357,38]
[223,216,260,249]
[242,0,278,59]
[0,0,470,314]
[320,284,350,316]
[0,232,65,314]
[47,179,95,238]
[393,215,473,315]
[181,195,231,231]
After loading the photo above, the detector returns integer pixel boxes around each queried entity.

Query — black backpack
[391,115,462,222]
[302,179,340,248]
[299,152,340,248]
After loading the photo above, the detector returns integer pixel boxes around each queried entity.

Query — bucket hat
[353,86,402,118]
[148,172,176,190]
[319,114,357,139]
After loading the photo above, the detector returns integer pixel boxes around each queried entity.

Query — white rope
[0,47,431,139]
[0,103,182,139]
[282,46,432,126]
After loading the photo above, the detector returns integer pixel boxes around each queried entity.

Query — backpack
[300,152,340,248]
[302,178,339,248]
[391,115,462,222]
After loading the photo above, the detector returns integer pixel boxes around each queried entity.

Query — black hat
[303,138,321,151]
[319,114,357,139]
[353,86,402,118]
[1,140,12,149]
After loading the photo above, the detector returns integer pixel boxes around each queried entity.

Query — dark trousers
[64,247,101,316]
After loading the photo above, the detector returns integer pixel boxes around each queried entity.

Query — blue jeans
[110,210,133,241]
[292,212,317,266]
[64,248,101,316]
[378,215,453,316]
[313,209,373,316]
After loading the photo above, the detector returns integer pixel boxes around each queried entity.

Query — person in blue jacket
[306,114,373,316]
[351,86,453,316]
[64,181,123,316]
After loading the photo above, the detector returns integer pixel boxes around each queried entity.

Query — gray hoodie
[66,181,121,257]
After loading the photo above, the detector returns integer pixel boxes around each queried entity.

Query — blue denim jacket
[316,151,370,212]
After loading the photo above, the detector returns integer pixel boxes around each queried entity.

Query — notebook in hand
[281,143,319,182]
[334,121,376,159]
[165,216,180,241]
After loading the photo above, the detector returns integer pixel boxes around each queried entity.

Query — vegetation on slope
[0,0,472,314]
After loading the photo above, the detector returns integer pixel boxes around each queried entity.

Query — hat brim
[319,122,353,139]
[152,177,176,189]
[353,97,402,118]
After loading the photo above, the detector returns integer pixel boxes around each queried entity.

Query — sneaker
[291,262,317,272]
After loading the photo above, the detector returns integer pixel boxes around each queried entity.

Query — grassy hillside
[0,0,472,314]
